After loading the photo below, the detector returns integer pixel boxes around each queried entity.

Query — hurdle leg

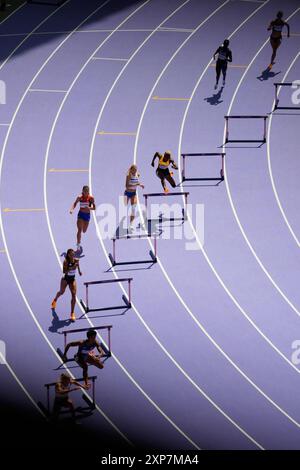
[182,155,186,182]
[263,117,267,142]
[225,117,229,143]
[221,154,224,180]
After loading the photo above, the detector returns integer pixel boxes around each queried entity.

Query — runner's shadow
[257,68,281,81]
[49,309,71,333]
[204,86,224,106]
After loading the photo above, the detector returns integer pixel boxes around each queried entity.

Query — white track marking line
[132,0,300,431]
[43,0,201,450]
[29,88,67,93]
[221,7,300,320]
[0,351,45,418]
[89,0,265,450]
[0,0,133,446]
[173,6,300,386]
[0,1,26,26]
[0,0,71,72]
[267,52,300,247]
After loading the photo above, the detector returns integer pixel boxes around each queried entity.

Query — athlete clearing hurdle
[151,151,178,194]
[51,248,82,322]
[70,185,96,251]
[52,373,88,423]
[213,39,232,90]
[63,330,104,387]
[267,11,290,69]
[124,165,144,233]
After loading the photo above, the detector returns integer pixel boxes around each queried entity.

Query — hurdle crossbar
[274,82,300,110]
[144,192,189,222]
[225,115,268,143]
[40,376,97,415]
[109,233,157,266]
[80,278,132,316]
[181,153,225,182]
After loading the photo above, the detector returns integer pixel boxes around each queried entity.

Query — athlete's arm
[63,340,83,358]
[76,260,82,276]
[96,341,105,357]
[70,196,80,214]
[285,21,290,37]
[151,152,160,167]
[89,196,96,211]
[170,160,178,170]
[267,20,274,31]
[228,50,232,63]
[213,47,220,60]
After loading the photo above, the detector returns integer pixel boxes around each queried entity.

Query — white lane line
[89,0,265,450]
[0,0,71,72]
[29,88,67,93]
[174,4,300,395]
[92,57,128,61]
[267,52,300,247]
[43,0,201,450]
[0,351,45,418]
[133,0,300,432]
[0,1,26,26]
[44,0,202,451]
[0,0,133,447]
[222,7,300,320]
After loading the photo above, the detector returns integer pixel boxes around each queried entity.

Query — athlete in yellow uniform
[151,151,178,194]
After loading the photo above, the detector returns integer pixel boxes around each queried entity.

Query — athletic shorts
[156,167,170,179]
[78,210,90,222]
[270,36,281,47]
[124,190,136,199]
[64,275,75,285]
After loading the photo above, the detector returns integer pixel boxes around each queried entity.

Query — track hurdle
[56,325,112,369]
[144,192,189,223]
[38,376,97,418]
[181,153,225,182]
[80,278,132,316]
[109,234,157,267]
[274,82,300,111]
[225,115,268,144]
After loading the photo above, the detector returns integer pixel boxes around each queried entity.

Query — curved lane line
[221,7,300,320]
[44,0,202,451]
[267,52,300,247]
[0,352,45,418]
[88,0,266,450]
[0,0,134,447]
[131,0,300,430]
[0,0,71,72]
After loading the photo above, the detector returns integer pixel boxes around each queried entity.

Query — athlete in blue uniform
[63,330,105,386]
[124,165,144,232]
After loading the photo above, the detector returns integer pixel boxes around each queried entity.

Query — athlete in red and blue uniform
[70,185,96,250]
[267,11,290,69]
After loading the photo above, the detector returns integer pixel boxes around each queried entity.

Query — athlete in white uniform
[124,165,144,232]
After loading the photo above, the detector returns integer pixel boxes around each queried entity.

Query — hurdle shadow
[78,307,131,320]
[204,86,224,106]
[257,68,281,82]
[48,309,71,333]
[178,181,223,188]
[219,142,265,149]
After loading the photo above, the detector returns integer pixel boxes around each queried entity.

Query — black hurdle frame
[80,278,132,316]
[27,0,68,6]
[109,234,157,266]
[144,192,189,223]
[38,376,97,417]
[56,325,112,369]
[274,82,300,111]
[225,115,268,143]
[181,153,225,182]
